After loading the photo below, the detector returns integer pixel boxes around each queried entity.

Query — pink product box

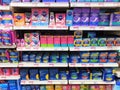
[24,33,31,47]
[31,33,40,47]
[21,39,25,47]
[61,36,67,44]
[55,13,66,26]
[47,36,53,44]
[54,36,60,44]
[40,36,47,44]
[67,35,74,44]
[16,39,21,47]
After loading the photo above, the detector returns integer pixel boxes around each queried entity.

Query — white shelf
[0,75,20,80]
[0,6,10,10]
[70,2,120,7]
[17,47,68,51]
[70,26,120,31]
[70,46,120,51]
[21,80,68,85]
[69,63,118,67]
[19,62,68,67]
[69,80,115,84]
[10,2,69,8]
[0,26,12,30]
[0,44,16,49]
[13,26,68,30]
[0,63,18,67]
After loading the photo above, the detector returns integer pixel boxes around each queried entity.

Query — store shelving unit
[0,75,20,80]
[69,80,116,84]
[18,62,68,67]
[0,63,18,67]
[0,5,10,10]
[10,2,69,8]
[70,26,120,31]
[69,63,118,67]
[21,80,68,85]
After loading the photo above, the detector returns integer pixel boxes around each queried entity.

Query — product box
[111,12,120,26]
[67,35,74,47]
[49,12,55,26]
[39,69,49,80]
[81,8,90,26]
[90,58,99,63]
[88,32,96,38]
[79,69,90,80]
[61,36,68,47]
[70,53,80,63]
[39,8,49,26]
[71,85,80,90]
[32,0,40,2]
[47,35,54,47]
[56,13,66,26]
[42,52,49,63]
[72,8,81,26]
[59,70,68,80]
[42,0,55,2]
[90,8,100,26]
[66,10,73,26]
[29,53,36,62]
[90,52,99,58]
[55,85,62,90]
[49,52,59,63]
[99,52,108,63]
[69,69,78,79]
[82,38,90,47]
[46,85,54,90]
[70,0,76,1]
[74,31,82,39]
[74,38,82,47]
[81,58,89,63]
[106,38,115,46]
[3,68,11,76]
[31,33,40,47]
[90,38,98,46]
[80,85,89,90]
[92,70,102,80]
[40,35,47,47]
[32,8,40,26]
[80,51,90,59]
[98,38,106,46]
[20,69,29,80]
[25,13,31,26]
[36,53,42,63]
[24,33,31,48]
[29,69,39,80]
[54,36,60,47]
[49,68,59,80]
[56,0,69,2]
[14,13,25,26]
[9,50,19,63]
[59,52,69,63]
[99,13,110,26]
[114,38,120,46]
[2,0,11,5]
[22,0,30,2]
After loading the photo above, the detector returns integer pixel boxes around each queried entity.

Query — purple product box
[90,8,100,26]
[42,0,55,2]
[81,8,90,26]
[72,8,81,26]
[56,0,69,2]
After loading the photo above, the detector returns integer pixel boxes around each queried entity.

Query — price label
[94,81,97,84]
[63,26,67,28]
[1,76,6,79]
[48,80,52,84]
[71,63,76,67]
[81,81,85,84]
[99,63,104,67]
[29,81,33,84]
[44,2,51,6]
[48,26,54,29]
[56,26,61,28]
[85,3,91,6]
[107,46,113,50]
[21,80,26,84]
[74,47,80,50]
[89,64,94,67]
[91,46,96,50]
[32,2,38,6]
[98,2,104,6]
[19,63,24,67]
[90,26,96,30]
[49,63,54,67]
[34,63,39,67]
[99,26,105,30]
[81,64,87,67]
[73,26,79,30]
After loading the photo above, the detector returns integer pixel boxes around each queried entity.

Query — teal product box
[59,70,68,80]
[81,58,89,63]
[90,52,99,58]
[92,70,102,80]
[88,32,96,38]
[42,52,49,63]
[79,69,90,80]
[80,52,90,59]
[39,69,49,80]
[49,52,59,63]
[82,38,90,47]
[70,52,80,63]
[70,0,76,1]
[98,0,104,1]
[36,53,42,63]
[91,0,97,1]
[49,68,59,80]
[66,10,73,26]
[90,38,98,46]
[29,69,39,80]
[60,52,69,63]
[98,38,106,46]
[40,86,46,90]
[111,12,120,26]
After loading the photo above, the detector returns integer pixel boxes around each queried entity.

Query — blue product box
[42,0,55,2]
[79,69,90,80]
[39,69,49,80]
[8,81,17,90]
[2,0,11,5]
[66,10,73,26]
[26,86,31,90]
[42,52,49,63]
[59,52,69,63]
[70,53,80,63]
[80,52,90,59]
[49,52,59,63]
[20,69,29,80]
[70,0,76,1]
[80,58,89,63]
[90,52,99,58]
[29,69,39,80]
[90,58,99,63]
[9,51,19,63]
[35,86,40,90]
[29,53,36,62]
[92,70,102,80]
[59,70,68,80]
[22,53,29,62]
[40,85,46,90]
[103,73,115,81]
[88,32,96,38]
[36,53,42,63]
[82,38,90,47]
[56,0,69,2]
[49,68,59,80]
[69,69,78,80]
